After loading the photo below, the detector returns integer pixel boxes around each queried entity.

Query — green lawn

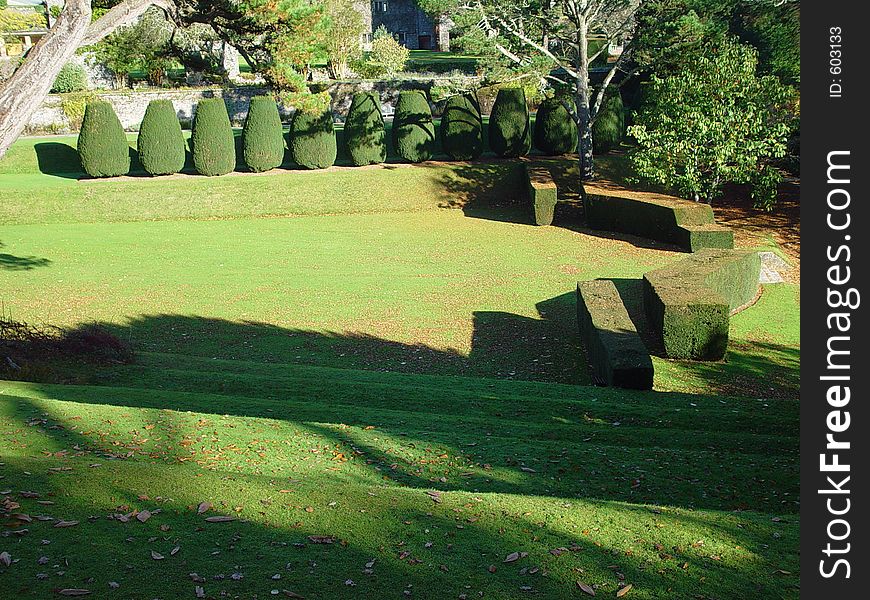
[0,135,799,598]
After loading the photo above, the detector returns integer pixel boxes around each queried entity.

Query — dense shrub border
[289,109,337,170]
[137,99,186,176]
[77,100,130,178]
[243,95,285,173]
[191,98,236,177]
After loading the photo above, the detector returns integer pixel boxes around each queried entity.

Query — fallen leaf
[307,535,336,544]
[58,590,91,596]
[151,550,164,560]
[616,584,633,597]
[504,552,521,563]
[426,491,442,504]
[576,581,595,596]
[487,565,497,573]
[0,551,10,567]
[196,502,212,514]
[195,586,205,598]
[54,520,79,528]
[204,516,235,523]
[283,592,306,599]
[170,546,180,556]
[136,510,151,523]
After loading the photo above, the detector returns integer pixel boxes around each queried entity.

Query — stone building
[356,0,452,51]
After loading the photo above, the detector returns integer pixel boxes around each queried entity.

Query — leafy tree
[367,29,409,76]
[489,87,531,158]
[288,108,337,169]
[324,0,365,79]
[628,40,793,209]
[534,97,577,156]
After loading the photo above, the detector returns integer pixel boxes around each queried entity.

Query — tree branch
[80,0,175,47]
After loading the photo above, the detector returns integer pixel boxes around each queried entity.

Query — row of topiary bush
[77,89,625,178]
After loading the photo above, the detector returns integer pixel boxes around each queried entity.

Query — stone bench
[643,249,761,360]
[525,165,558,226]
[576,280,654,389]
[584,185,733,252]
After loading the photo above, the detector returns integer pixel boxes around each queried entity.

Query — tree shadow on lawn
[0,445,797,599]
[33,142,83,179]
[0,241,51,271]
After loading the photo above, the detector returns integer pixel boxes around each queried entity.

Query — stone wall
[25,77,482,134]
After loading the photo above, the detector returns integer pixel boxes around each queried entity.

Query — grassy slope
[0,135,799,598]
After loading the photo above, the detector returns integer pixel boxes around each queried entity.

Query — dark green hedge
[488,88,531,158]
[137,99,186,176]
[533,98,577,156]
[643,249,760,360]
[77,100,130,178]
[592,92,625,154]
[577,280,653,389]
[392,91,436,163]
[289,109,337,170]
[243,95,285,172]
[584,188,733,252]
[192,98,236,176]
[440,92,483,161]
[344,92,387,166]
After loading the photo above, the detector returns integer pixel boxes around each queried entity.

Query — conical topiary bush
[592,91,625,154]
[77,100,130,178]
[344,92,386,166]
[243,95,285,172]
[440,92,483,161]
[137,99,186,176]
[392,90,435,163]
[289,108,337,170]
[488,87,531,158]
[533,97,577,156]
[192,98,236,176]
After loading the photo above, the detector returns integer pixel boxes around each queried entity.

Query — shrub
[77,100,130,177]
[137,99,186,176]
[191,98,236,176]
[288,109,337,169]
[243,95,285,172]
[489,87,531,158]
[392,90,435,163]
[51,63,88,94]
[440,92,482,161]
[592,92,624,154]
[367,29,409,76]
[534,97,577,156]
[344,92,386,166]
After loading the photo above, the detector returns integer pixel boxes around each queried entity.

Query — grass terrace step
[584,184,734,251]
[643,249,761,360]
[525,165,558,226]
[576,280,653,389]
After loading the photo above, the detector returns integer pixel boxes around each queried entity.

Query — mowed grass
[0,134,799,598]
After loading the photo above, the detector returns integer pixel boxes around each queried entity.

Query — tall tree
[462,0,642,180]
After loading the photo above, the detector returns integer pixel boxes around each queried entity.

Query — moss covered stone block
[643,249,761,360]
[525,165,558,226]
[576,280,653,389]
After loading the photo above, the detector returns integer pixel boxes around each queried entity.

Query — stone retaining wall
[25,77,482,134]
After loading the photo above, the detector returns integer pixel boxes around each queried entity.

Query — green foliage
[488,87,531,158]
[77,101,130,178]
[137,99,186,176]
[592,92,624,154]
[59,92,96,130]
[628,40,793,208]
[343,92,386,166]
[50,63,88,94]
[440,93,482,161]
[0,7,43,33]
[366,33,410,77]
[191,98,236,176]
[533,97,577,156]
[392,91,435,163]
[89,8,175,87]
[289,109,337,170]
[242,96,285,173]
[324,0,365,79]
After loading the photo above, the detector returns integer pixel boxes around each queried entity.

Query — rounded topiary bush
[534,97,577,156]
[289,109,337,170]
[51,63,88,94]
[191,98,236,176]
[243,95,285,172]
[392,90,435,163]
[137,99,186,176]
[440,92,483,161]
[489,87,531,158]
[592,92,625,154]
[344,92,386,166]
[77,100,130,178]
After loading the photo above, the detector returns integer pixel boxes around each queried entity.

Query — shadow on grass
[0,241,51,271]
[34,142,82,178]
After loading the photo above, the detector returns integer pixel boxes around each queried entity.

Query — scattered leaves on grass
[616,584,633,597]
[426,491,442,504]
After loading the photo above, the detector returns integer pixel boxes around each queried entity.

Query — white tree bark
[0,0,172,159]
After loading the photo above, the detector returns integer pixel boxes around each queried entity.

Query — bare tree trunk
[0,0,171,159]
[574,14,594,180]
